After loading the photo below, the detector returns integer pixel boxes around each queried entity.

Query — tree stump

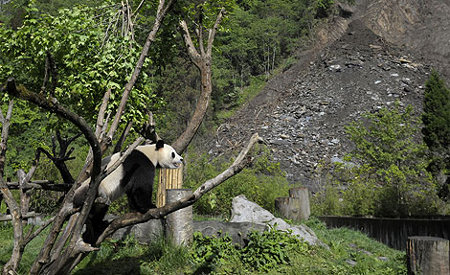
[275,187,310,221]
[157,165,183,207]
[407,236,449,275]
[165,189,193,246]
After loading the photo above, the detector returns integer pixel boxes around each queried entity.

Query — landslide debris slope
[205,0,450,190]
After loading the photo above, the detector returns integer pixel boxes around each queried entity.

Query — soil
[203,0,450,191]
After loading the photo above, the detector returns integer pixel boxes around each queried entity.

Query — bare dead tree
[172,7,225,154]
[36,130,82,185]
[0,2,259,274]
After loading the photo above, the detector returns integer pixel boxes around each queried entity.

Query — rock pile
[208,19,430,190]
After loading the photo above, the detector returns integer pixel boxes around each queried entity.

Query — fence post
[407,236,449,275]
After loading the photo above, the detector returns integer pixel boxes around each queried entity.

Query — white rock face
[230,195,326,247]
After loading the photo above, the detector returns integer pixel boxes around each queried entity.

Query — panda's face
[156,144,184,169]
[136,141,184,169]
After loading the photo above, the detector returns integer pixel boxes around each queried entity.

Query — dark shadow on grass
[73,255,143,275]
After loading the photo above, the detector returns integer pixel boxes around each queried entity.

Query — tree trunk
[407,236,449,275]
[275,187,310,222]
[164,189,193,246]
[157,165,183,207]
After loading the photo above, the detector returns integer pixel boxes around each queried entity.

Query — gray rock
[109,215,164,244]
[230,195,325,247]
[193,220,266,247]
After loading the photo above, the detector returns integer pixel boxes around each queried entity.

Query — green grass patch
[0,222,50,274]
[1,218,406,274]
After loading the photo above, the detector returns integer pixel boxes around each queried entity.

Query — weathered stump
[165,189,193,246]
[407,236,449,275]
[275,187,310,221]
[157,165,183,207]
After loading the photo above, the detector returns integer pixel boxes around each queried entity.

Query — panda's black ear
[155,140,165,150]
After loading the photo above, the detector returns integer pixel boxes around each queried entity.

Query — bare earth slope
[205,0,449,190]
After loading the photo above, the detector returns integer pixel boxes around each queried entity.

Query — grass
[1,217,406,274]
[0,222,49,274]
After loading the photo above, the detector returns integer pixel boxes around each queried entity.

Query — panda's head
[137,140,183,169]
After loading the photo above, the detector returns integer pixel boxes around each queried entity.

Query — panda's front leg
[96,189,112,205]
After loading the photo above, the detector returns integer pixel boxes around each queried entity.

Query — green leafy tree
[422,70,450,155]
[0,3,156,126]
[338,104,439,217]
[422,70,450,199]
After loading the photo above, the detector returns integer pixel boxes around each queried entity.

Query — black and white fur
[73,140,183,243]
[74,140,183,212]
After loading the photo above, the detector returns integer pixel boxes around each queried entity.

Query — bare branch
[207,8,225,56]
[6,180,72,192]
[179,20,201,67]
[95,88,111,139]
[132,0,146,23]
[140,110,159,142]
[0,99,14,176]
[172,8,226,154]
[2,78,102,178]
[113,120,133,153]
[23,216,56,245]
[2,78,103,274]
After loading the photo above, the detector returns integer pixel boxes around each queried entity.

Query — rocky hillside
[205,0,449,190]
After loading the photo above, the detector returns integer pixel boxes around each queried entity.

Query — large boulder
[230,195,325,247]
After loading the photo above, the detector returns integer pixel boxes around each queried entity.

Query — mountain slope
[205,0,448,190]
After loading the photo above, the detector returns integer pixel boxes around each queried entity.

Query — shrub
[190,226,308,273]
[314,103,442,217]
[241,226,309,272]
[184,144,290,216]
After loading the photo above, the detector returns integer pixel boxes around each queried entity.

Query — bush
[184,144,290,216]
[313,104,443,217]
[190,226,308,274]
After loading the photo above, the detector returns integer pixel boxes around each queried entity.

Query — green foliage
[156,0,317,140]
[0,3,157,125]
[190,227,308,273]
[75,236,190,275]
[0,222,50,274]
[184,144,290,216]
[422,70,450,154]
[0,2,159,181]
[422,70,450,192]
[241,226,309,272]
[314,104,443,217]
[190,232,240,273]
[1,220,407,274]
[304,218,407,275]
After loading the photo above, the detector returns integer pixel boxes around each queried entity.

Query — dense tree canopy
[422,70,450,160]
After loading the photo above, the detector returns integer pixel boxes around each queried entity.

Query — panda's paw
[76,237,100,252]
[95,196,111,205]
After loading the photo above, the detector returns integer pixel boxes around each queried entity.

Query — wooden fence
[319,216,450,251]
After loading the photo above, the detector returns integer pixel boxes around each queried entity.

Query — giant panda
[73,140,183,243]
